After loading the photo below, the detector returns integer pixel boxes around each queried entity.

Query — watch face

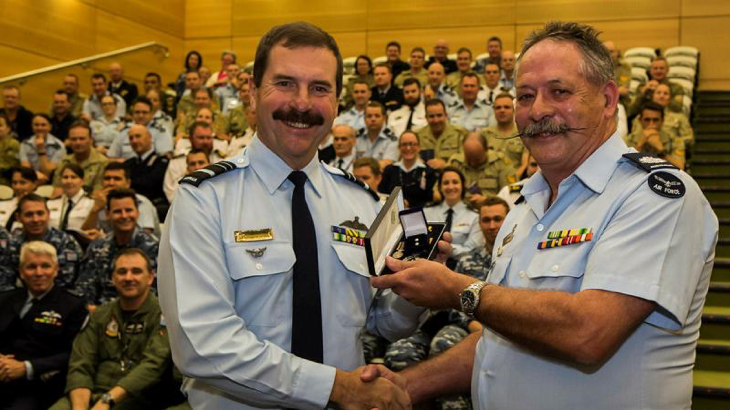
[461,292,475,308]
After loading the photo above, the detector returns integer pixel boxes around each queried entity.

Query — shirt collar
[394,159,425,172]
[248,135,324,198]
[68,189,85,204]
[521,128,628,197]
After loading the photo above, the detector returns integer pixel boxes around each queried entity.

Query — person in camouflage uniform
[383,197,510,410]
[76,188,159,308]
[417,99,468,170]
[50,248,185,409]
[4,194,82,292]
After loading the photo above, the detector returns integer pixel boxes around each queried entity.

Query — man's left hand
[371,257,475,309]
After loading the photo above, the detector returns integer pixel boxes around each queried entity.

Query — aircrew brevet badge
[538,228,593,250]
[245,247,267,258]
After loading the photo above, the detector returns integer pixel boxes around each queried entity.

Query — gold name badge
[234,229,274,243]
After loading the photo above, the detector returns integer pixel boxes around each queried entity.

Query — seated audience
[445,47,475,92]
[76,189,159,309]
[335,80,371,135]
[175,51,203,98]
[174,107,229,153]
[47,164,95,231]
[378,130,437,208]
[176,70,204,120]
[89,95,123,154]
[387,78,427,138]
[603,41,632,107]
[19,113,66,183]
[479,63,514,104]
[424,166,483,261]
[327,124,357,173]
[221,71,250,114]
[214,63,241,111]
[108,97,173,161]
[186,149,210,174]
[0,241,87,409]
[447,73,495,132]
[356,102,399,169]
[499,50,517,90]
[206,50,237,88]
[226,106,256,157]
[51,121,109,197]
[631,57,685,116]
[164,122,225,202]
[0,85,34,140]
[0,114,20,184]
[370,64,404,113]
[123,125,169,221]
[108,62,138,108]
[81,73,126,122]
[175,88,229,142]
[4,194,83,292]
[143,72,162,94]
[50,249,182,410]
[223,75,251,137]
[424,62,458,107]
[147,88,174,137]
[353,157,384,194]
[81,162,160,239]
[342,55,375,109]
[50,90,77,142]
[425,39,458,74]
[394,47,428,88]
[474,36,503,72]
[632,83,695,146]
[0,227,12,289]
[448,132,515,204]
[416,99,467,170]
[59,74,87,118]
[385,41,410,80]
[625,102,685,169]
[0,166,38,231]
[481,93,527,176]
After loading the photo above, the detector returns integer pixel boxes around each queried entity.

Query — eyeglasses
[399,142,419,147]
[641,117,661,123]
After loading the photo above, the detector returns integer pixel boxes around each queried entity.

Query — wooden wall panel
[682,0,730,17]
[367,0,516,31]
[185,0,233,38]
[515,0,680,23]
[0,46,60,79]
[231,37,262,67]
[681,16,730,89]
[0,0,96,61]
[330,32,369,62]
[96,0,185,37]
[95,10,184,85]
[231,0,368,37]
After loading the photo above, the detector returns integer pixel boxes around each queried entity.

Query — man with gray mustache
[366,21,718,409]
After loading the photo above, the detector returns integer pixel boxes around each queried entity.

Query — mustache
[519,119,571,138]
[272,109,324,126]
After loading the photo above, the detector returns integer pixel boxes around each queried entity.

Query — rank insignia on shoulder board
[538,228,593,250]
[332,225,366,246]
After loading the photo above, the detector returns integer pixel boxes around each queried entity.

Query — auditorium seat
[624,46,657,59]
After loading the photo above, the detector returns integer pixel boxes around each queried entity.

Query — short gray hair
[517,21,614,87]
[20,241,57,267]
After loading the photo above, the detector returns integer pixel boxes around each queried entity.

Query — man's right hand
[329,367,411,410]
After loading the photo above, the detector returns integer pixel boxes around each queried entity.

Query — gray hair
[20,241,58,267]
[517,21,614,87]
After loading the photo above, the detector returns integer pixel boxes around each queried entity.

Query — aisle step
[694,370,730,399]
[699,306,730,340]
[696,175,730,187]
[710,202,730,218]
[696,339,730,371]
[713,258,730,283]
[706,281,730,307]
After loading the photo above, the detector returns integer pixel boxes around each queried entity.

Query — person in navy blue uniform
[0,241,87,409]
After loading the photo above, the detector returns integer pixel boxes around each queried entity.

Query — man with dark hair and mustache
[158,21,430,410]
[364,21,718,409]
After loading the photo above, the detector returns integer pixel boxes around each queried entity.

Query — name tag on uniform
[538,228,593,250]
[234,229,274,242]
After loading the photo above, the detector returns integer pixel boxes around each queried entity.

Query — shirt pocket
[331,242,371,327]
[225,241,295,327]
[524,246,588,292]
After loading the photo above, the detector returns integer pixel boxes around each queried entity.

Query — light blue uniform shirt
[447,99,496,132]
[19,133,65,170]
[107,123,173,160]
[158,136,425,409]
[334,106,366,135]
[473,132,718,409]
[424,201,483,259]
[355,127,399,162]
[434,83,458,108]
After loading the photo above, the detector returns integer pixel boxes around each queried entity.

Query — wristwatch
[100,393,115,407]
[459,281,488,316]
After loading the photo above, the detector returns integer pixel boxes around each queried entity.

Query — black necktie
[444,208,454,232]
[337,158,344,170]
[488,90,494,104]
[60,199,73,231]
[406,105,415,131]
[288,171,323,363]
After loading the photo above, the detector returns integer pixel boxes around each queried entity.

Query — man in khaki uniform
[395,47,429,88]
[625,102,685,169]
[225,82,251,138]
[416,99,467,170]
[448,132,514,205]
[603,41,632,107]
[51,121,109,197]
[481,93,526,176]
[445,48,475,93]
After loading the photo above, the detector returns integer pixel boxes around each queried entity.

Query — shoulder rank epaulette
[383,127,397,141]
[172,152,186,160]
[622,153,677,173]
[180,160,237,187]
[325,165,380,202]
[509,184,522,193]
[357,127,367,137]
[514,195,525,205]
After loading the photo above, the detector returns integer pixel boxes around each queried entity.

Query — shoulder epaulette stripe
[327,165,380,201]
[622,153,677,173]
[179,160,237,187]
